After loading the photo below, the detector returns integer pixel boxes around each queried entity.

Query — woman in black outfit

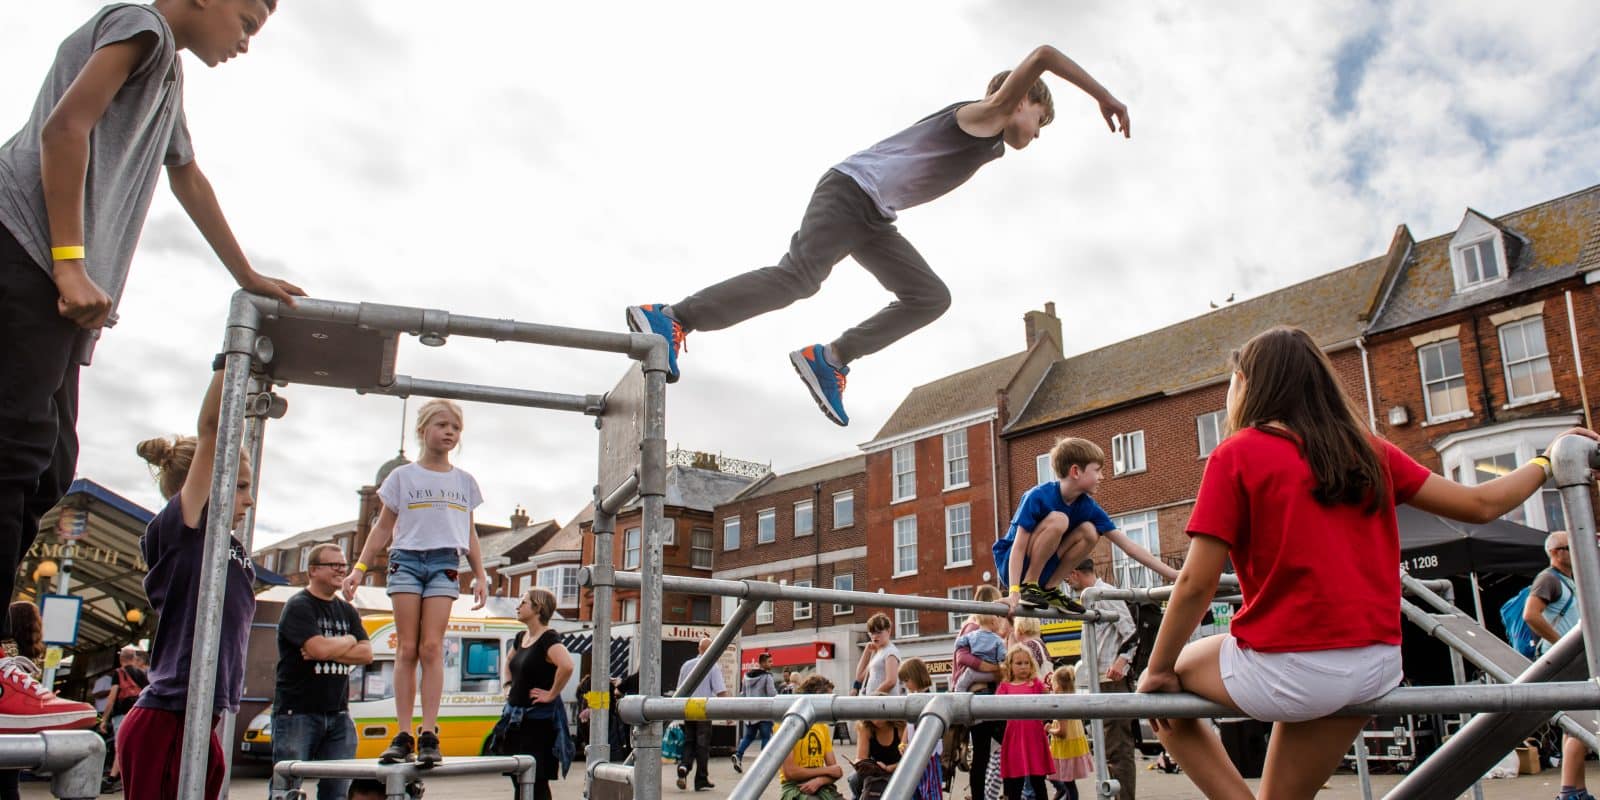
[498,587,574,800]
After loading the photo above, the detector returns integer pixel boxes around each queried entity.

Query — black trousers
[968,718,1004,800]
[672,170,951,365]
[1004,775,1049,800]
[0,224,79,641]
[678,720,712,785]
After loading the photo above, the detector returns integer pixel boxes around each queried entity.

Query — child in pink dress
[1046,666,1092,800]
[997,644,1054,800]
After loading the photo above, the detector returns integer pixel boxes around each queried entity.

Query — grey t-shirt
[0,4,194,309]
[832,101,1004,220]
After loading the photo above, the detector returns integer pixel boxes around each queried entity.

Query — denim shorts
[387,548,462,599]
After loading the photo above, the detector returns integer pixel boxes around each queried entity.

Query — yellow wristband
[1529,456,1552,479]
[51,245,85,261]
[354,561,369,573]
[1010,585,1022,593]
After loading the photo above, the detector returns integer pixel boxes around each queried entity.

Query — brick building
[1364,187,1600,531]
[712,454,865,691]
[501,503,590,619]
[578,450,763,625]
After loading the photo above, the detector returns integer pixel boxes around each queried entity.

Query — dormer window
[1449,209,1513,293]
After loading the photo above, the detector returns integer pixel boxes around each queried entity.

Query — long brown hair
[8,602,43,662]
[1228,326,1384,513]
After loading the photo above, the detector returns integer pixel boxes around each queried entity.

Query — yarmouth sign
[27,539,147,572]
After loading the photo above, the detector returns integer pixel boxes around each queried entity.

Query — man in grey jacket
[731,652,778,773]
[1067,559,1139,800]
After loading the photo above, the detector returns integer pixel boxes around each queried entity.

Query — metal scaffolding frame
[183,292,668,800]
[580,435,1600,800]
[0,731,104,800]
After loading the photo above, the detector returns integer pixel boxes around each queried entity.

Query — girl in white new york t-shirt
[346,399,488,766]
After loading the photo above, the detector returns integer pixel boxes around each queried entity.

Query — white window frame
[1111,431,1146,476]
[1110,510,1161,590]
[895,608,919,639]
[537,565,580,608]
[757,508,776,544]
[1451,236,1506,292]
[833,574,854,615]
[794,500,814,538]
[624,527,641,570]
[1436,419,1578,532]
[1419,339,1472,422]
[299,544,312,572]
[757,599,774,626]
[893,516,918,577]
[945,503,973,568]
[721,595,739,625]
[261,551,276,572]
[943,429,970,490]
[1197,409,1226,458]
[621,598,638,622]
[723,516,741,551]
[1498,317,1556,405]
[892,444,916,502]
[1036,453,1053,484]
[947,586,973,632]
[832,491,854,529]
[690,527,713,570]
[794,580,813,620]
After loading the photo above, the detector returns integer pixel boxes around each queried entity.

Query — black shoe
[731,752,743,773]
[1018,582,1053,608]
[416,729,442,767]
[1046,587,1087,615]
[99,777,121,795]
[694,781,716,791]
[379,731,414,764]
[676,765,688,790]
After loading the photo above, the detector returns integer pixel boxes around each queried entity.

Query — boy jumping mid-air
[628,45,1129,426]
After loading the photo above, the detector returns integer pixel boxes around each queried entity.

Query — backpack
[1501,569,1576,658]
[113,667,145,712]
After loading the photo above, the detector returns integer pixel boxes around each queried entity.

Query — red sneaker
[0,657,98,733]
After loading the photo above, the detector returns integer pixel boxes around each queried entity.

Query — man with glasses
[274,542,372,799]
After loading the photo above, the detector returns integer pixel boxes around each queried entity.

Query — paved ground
[24,752,1596,798]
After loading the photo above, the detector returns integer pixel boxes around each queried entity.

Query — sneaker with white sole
[789,345,849,426]
[0,657,97,733]
[626,304,687,383]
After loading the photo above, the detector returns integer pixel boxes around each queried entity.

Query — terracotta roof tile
[872,351,1027,441]
[729,454,865,502]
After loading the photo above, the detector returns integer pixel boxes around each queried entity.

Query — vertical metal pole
[586,486,617,793]
[215,389,268,800]
[1352,727,1373,800]
[1551,435,1600,679]
[634,350,669,800]
[177,294,257,800]
[1080,610,1115,800]
[1447,650,1484,800]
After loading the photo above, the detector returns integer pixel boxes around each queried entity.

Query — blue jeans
[273,710,358,800]
[735,720,773,757]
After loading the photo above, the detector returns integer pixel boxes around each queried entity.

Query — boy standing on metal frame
[0,0,303,732]
[628,44,1129,427]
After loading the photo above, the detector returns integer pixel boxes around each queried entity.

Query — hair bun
[136,436,174,468]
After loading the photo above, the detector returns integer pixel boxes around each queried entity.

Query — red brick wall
[578,508,717,625]
[863,421,1002,635]
[1367,281,1600,469]
[999,349,1368,567]
[714,469,868,636]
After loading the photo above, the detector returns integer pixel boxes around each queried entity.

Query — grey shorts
[1219,635,1401,723]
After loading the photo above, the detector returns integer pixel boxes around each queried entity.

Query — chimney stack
[1023,301,1063,356]
[510,505,530,530]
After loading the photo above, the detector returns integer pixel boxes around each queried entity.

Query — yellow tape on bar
[584,690,611,710]
[685,698,709,721]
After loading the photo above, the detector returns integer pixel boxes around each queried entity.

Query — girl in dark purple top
[117,366,256,800]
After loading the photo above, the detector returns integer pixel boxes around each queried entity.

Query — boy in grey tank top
[0,0,304,734]
[629,45,1129,426]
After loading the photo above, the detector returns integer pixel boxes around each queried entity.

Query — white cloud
[6,1,1597,543]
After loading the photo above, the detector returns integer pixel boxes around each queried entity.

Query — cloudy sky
[6,1,1598,547]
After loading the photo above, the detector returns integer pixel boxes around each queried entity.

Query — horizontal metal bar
[598,472,641,517]
[273,756,534,780]
[600,570,1114,622]
[247,295,650,357]
[1083,575,1238,604]
[359,374,603,415]
[590,763,634,785]
[619,681,1600,725]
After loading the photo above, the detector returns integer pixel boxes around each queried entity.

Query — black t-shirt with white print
[274,589,367,713]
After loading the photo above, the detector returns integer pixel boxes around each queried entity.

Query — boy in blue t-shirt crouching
[996,437,1178,613]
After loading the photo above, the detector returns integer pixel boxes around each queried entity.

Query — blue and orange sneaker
[789,345,849,426]
[626,304,686,383]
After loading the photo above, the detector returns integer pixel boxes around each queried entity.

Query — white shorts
[1219,635,1401,723]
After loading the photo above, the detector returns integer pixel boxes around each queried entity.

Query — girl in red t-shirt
[1137,326,1596,800]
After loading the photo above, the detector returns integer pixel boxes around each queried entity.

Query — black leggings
[968,719,1004,800]
[1004,775,1049,800]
